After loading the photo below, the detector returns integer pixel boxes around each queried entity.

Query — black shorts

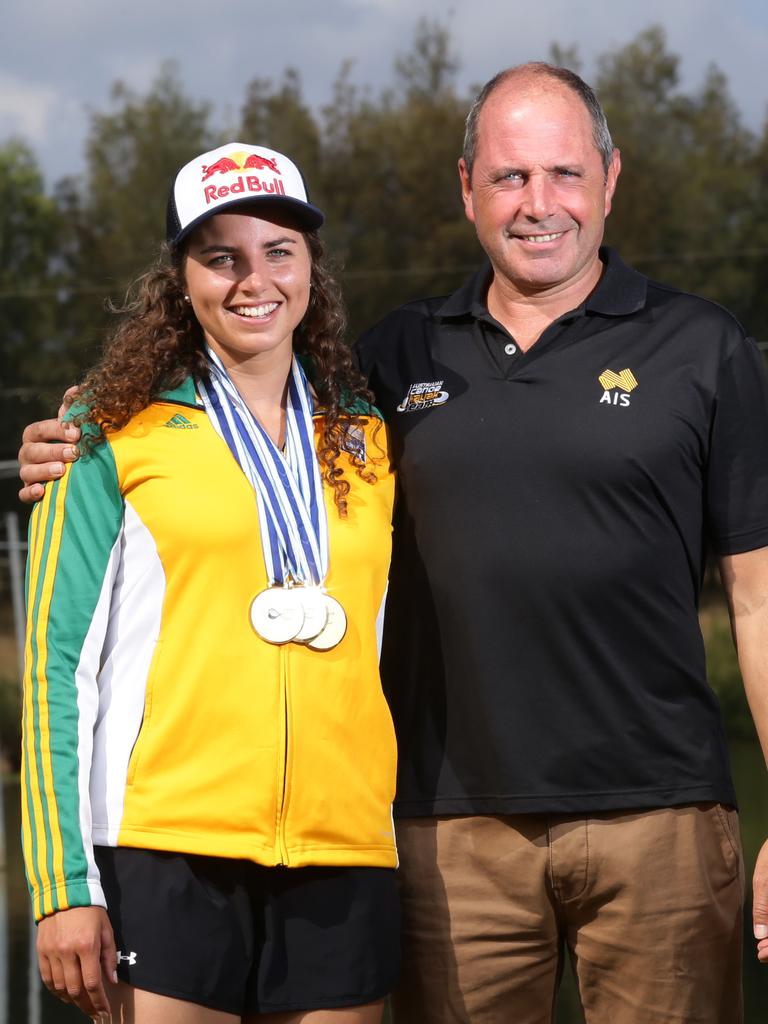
[94,846,400,1015]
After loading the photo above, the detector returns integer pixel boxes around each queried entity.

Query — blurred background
[1,1,767,1019]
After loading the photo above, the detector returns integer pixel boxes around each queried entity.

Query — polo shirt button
[504,343,517,355]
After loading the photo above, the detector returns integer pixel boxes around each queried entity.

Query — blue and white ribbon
[197,347,329,587]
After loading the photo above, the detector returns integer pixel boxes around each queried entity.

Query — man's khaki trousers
[392,806,744,1023]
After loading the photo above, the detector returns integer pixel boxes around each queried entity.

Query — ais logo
[598,368,638,407]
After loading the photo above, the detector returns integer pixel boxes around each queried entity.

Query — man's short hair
[462,63,615,178]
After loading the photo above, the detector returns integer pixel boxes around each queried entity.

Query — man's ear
[604,148,621,217]
[458,157,476,225]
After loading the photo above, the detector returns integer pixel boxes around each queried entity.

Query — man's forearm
[719,548,768,764]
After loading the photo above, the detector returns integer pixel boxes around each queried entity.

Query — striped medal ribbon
[197,347,346,649]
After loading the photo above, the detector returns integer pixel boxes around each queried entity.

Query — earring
[183,294,191,303]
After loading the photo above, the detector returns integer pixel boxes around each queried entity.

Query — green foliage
[0,140,64,458]
[240,68,321,182]
[740,114,768,342]
[596,27,756,320]
[703,614,757,740]
[316,20,480,334]
[237,21,480,334]
[53,62,215,385]
[77,62,214,281]
[394,17,460,101]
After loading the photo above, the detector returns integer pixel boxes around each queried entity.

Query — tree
[234,21,480,337]
[6,18,767,426]
[0,140,63,461]
[596,28,756,320]
[56,64,214,373]
[317,19,479,335]
[239,68,322,188]
[739,115,768,344]
[78,63,213,280]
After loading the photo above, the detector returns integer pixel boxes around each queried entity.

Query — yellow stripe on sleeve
[23,492,55,919]
[32,470,73,915]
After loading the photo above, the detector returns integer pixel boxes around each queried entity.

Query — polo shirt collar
[587,247,648,315]
[435,247,648,321]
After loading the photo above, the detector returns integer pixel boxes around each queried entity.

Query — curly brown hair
[76,231,381,515]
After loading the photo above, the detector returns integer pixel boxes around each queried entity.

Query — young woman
[22,143,399,1024]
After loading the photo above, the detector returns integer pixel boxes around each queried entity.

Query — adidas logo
[164,413,198,429]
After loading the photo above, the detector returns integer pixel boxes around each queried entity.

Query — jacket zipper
[275,647,290,864]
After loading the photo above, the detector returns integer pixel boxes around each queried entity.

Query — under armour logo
[117,950,138,965]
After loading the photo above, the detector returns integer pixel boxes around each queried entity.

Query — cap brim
[170,194,324,247]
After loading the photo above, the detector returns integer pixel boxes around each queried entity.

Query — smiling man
[356,64,768,1023]
[459,69,619,330]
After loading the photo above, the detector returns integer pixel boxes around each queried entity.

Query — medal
[293,586,329,642]
[307,595,348,651]
[250,587,305,644]
[199,351,348,652]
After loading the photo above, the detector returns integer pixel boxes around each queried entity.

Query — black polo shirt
[357,248,768,817]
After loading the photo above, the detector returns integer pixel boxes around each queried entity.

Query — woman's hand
[37,905,117,1018]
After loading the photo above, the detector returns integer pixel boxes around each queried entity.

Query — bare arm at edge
[719,546,768,963]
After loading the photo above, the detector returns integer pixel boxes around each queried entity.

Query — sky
[2,0,767,186]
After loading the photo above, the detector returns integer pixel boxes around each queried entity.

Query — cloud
[0,74,58,142]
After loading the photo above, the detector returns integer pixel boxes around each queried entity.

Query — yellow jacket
[22,378,397,921]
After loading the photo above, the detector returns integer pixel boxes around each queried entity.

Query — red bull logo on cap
[200,149,285,205]
[243,153,281,174]
[200,156,241,181]
[201,151,282,181]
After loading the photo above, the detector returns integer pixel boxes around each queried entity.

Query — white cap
[166,142,324,245]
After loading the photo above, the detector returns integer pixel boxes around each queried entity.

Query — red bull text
[204,175,287,204]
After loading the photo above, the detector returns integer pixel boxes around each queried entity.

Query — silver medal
[307,595,348,651]
[250,587,305,644]
[294,586,329,643]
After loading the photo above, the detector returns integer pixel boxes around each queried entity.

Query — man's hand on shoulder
[18,419,81,502]
[18,387,82,503]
